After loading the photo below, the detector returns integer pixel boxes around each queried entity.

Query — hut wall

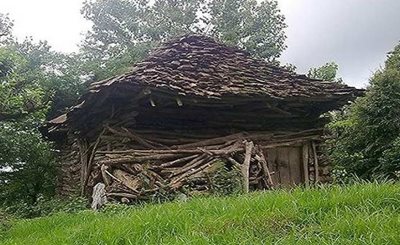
[55,126,332,202]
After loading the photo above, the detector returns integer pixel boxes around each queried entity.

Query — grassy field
[1,183,399,245]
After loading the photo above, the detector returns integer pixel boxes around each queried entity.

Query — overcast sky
[1,0,399,88]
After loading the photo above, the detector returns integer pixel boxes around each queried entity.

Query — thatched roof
[47,35,362,136]
[89,35,360,100]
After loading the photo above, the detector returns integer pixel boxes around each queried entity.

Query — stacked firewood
[314,142,332,183]
[57,146,81,197]
[75,126,321,203]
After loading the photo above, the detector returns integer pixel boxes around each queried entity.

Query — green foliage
[100,202,136,214]
[1,183,399,244]
[208,0,287,60]
[3,196,88,219]
[0,122,56,205]
[386,43,400,70]
[282,63,297,72]
[308,61,342,82]
[0,13,13,44]
[80,0,287,80]
[0,46,50,121]
[327,43,400,179]
[0,40,85,121]
[330,167,353,184]
[209,162,243,195]
[380,137,400,180]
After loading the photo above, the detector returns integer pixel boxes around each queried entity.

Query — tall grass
[1,182,399,244]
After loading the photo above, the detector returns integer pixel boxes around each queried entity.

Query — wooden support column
[311,141,319,183]
[77,139,89,195]
[241,141,254,193]
[302,143,309,187]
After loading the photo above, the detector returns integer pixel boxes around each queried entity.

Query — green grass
[1,183,399,245]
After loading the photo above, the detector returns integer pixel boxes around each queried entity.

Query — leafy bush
[209,161,243,196]
[308,61,342,82]
[0,123,56,206]
[331,167,353,184]
[379,136,400,179]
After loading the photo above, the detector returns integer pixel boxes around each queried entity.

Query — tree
[207,0,286,59]
[80,0,287,80]
[0,44,48,122]
[0,13,13,44]
[0,14,85,206]
[0,40,85,122]
[327,43,400,179]
[0,44,56,205]
[308,62,342,82]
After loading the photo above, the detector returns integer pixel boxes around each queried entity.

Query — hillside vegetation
[1,183,399,245]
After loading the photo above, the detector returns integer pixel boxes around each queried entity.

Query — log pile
[74,126,322,202]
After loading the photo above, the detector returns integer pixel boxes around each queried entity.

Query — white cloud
[277,0,400,87]
[0,0,90,53]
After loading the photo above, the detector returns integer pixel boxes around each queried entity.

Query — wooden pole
[258,150,274,189]
[78,139,89,195]
[302,143,309,187]
[241,141,254,193]
[311,141,319,183]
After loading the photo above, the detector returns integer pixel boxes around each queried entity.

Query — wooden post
[78,139,89,196]
[255,146,274,189]
[302,143,309,187]
[241,141,254,193]
[311,141,319,183]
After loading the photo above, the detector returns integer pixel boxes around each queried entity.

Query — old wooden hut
[46,35,361,202]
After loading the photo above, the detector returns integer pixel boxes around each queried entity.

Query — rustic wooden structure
[45,35,362,202]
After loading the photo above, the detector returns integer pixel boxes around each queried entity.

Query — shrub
[3,196,88,219]
[0,122,57,206]
[327,43,400,179]
[209,161,243,196]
